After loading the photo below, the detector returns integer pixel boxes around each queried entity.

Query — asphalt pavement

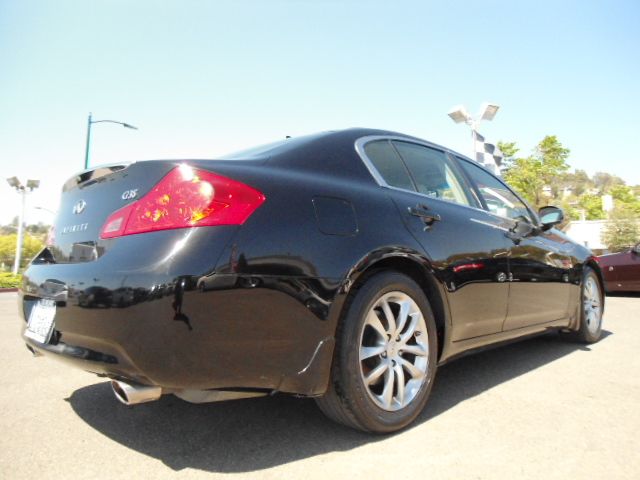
[1,292,638,479]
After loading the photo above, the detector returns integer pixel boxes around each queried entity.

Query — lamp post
[84,112,138,170]
[6,177,40,274]
[447,102,500,163]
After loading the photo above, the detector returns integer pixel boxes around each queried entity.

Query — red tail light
[100,164,266,239]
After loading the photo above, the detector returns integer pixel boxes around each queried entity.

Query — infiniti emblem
[72,199,86,215]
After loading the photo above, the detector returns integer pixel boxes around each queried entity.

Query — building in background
[563,220,608,252]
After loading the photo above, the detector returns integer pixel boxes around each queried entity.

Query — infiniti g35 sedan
[20,128,604,433]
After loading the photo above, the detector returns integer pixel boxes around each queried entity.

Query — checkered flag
[474,131,503,173]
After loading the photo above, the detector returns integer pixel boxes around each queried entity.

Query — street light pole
[6,177,39,274]
[448,102,500,167]
[83,113,138,170]
[84,112,93,170]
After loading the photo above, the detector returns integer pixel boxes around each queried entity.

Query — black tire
[569,266,604,343]
[315,271,438,433]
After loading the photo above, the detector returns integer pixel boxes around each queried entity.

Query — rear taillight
[100,164,266,239]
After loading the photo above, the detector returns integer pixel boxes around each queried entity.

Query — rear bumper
[20,273,338,395]
[20,228,340,396]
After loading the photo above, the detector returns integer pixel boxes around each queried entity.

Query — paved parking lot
[1,292,639,479]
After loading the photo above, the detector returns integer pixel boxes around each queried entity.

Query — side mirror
[538,206,564,230]
[632,243,640,254]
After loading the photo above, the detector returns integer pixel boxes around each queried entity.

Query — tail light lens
[100,164,266,239]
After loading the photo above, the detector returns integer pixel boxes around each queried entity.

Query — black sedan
[20,128,604,433]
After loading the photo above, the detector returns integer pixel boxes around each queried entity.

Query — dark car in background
[19,128,604,433]
[597,244,640,292]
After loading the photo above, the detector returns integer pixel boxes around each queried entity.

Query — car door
[611,247,640,291]
[358,138,512,341]
[454,157,573,330]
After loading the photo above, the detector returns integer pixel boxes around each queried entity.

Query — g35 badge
[122,189,138,200]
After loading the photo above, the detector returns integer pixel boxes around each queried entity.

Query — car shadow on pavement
[605,291,640,298]
[68,331,611,473]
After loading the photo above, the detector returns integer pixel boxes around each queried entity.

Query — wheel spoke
[395,299,411,335]
[399,356,424,380]
[365,311,387,340]
[394,363,405,406]
[400,313,420,342]
[400,343,427,357]
[380,367,395,409]
[360,345,386,361]
[365,362,389,385]
[380,300,396,334]
[584,281,593,298]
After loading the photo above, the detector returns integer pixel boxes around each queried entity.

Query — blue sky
[1,0,639,225]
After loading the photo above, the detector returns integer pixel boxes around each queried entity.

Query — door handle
[408,205,441,225]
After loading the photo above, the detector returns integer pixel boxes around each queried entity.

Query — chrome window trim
[354,135,476,210]
[354,135,534,227]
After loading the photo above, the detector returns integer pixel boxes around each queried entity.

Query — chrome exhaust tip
[110,380,162,405]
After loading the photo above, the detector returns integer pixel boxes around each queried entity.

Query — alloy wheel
[583,275,602,335]
[358,291,429,411]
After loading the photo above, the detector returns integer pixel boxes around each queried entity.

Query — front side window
[457,157,534,223]
[392,141,470,206]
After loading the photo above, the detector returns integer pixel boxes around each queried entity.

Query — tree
[609,185,640,215]
[496,141,519,170]
[577,194,605,220]
[593,172,625,193]
[0,234,45,270]
[564,169,592,197]
[502,135,570,208]
[601,208,640,252]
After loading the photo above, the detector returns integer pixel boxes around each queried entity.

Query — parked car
[597,244,640,292]
[19,128,604,433]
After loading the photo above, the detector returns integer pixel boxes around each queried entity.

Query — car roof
[219,128,461,162]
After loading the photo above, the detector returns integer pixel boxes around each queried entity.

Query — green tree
[609,185,640,214]
[601,208,640,252]
[497,141,519,170]
[577,194,605,220]
[502,135,570,208]
[0,234,45,271]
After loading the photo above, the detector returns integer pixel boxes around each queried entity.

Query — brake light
[100,164,266,239]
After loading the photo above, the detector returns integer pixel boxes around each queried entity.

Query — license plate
[25,299,56,344]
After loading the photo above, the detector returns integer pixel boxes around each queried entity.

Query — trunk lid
[45,161,177,263]
[39,158,267,264]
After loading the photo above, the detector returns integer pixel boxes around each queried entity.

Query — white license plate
[25,299,56,344]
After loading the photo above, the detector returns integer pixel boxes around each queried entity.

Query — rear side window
[457,157,534,223]
[363,140,415,191]
[392,141,471,206]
